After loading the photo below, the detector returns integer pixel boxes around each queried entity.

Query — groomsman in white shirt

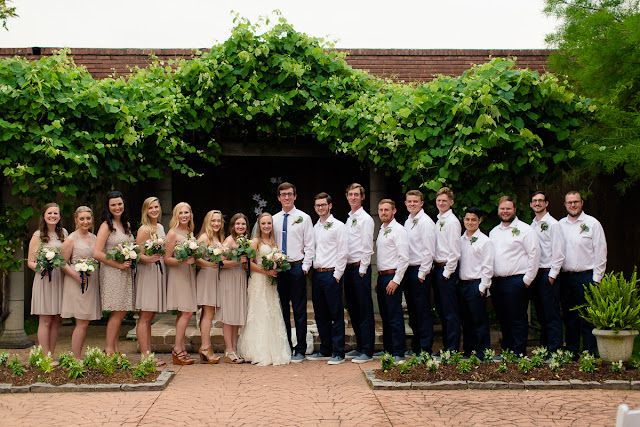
[489,195,540,356]
[458,207,494,359]
[344,183,376,364]
[376,199,409,364]
[273,182,315,363]
[558,190,607,355]
[432,187,462,352]
[529,191,565,352]
[307,192,348,365]
[402,190,436,356]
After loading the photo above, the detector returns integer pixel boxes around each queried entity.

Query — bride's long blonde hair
[253,212,277,249]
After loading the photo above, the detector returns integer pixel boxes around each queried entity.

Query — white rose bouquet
[261,249,291,285]
[34,245,66,282]
[204,242,225,265]
[144,234,167,274]
[73,257,98,293]
[173,235,203,266]
[106,241,141,270]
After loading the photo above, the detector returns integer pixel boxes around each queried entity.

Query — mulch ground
[376,362,640,383]
[0,366,160,386]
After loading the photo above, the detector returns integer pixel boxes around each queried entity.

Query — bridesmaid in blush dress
[135,196,167,366]
[195,210,225,364]
[165,202,198,365]
[27,202,67,357]
[93,191,135,355]
[216,213,250,364]
[60,206,101,357]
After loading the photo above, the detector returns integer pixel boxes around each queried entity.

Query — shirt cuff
[359,266,367,276]
[442,271,451,280]
[479,283,490,294]
[523,275,534,286]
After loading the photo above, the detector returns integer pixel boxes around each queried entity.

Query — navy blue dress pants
[312,270,346,358]
[559,270,597,355]
[278,263,307,355]
[401,266,433,354]
[376,272,406,357]
[344,265,375,356]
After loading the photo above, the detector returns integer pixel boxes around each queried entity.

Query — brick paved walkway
[1,359,640,426]
[1,325,639,425]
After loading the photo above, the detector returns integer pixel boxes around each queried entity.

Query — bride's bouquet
[106,242,141,270]
[34,245,66,282]
[143,234,167,274]
[173,234,203,266]
[73,257,98,294]
[261,249,291,285]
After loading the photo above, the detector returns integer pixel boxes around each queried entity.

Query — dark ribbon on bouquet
[132,263,138,281]
[155,260,163,275]
[217,261,224,280]
[80,273,87,294]
[41,267,53,282]
[246,258,252,279]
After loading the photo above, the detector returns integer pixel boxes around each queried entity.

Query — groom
[273,182,315,363]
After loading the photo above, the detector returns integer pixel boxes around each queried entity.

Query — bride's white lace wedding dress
[237,244,291,366]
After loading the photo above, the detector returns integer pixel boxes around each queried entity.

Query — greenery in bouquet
[106,241,141,269]
[204,242,225,265]
[34,245,66,281]
[73,257,98,293]
[260,248,291,285]
[173,234,203,266]
[143,235,167,257]
[225,236,257,261]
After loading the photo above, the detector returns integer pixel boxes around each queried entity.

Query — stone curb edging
[0,369,174,393]
[363,371,640,391]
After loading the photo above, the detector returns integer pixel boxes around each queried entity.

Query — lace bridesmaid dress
[99,226,135,311]
[237,244,291,366]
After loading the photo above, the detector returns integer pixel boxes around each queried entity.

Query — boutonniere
[470,236,478,245]
[351,218,357,227]
[540,222,548,232]
[512,227,520,236]
[411,218,418,230]
[439,221,445,231]
[383,228,392,237]
[324,221,333,230]
[293,216,303,225]
[580,223,589,234]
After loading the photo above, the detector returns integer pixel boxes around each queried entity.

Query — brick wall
[0,47,551,82]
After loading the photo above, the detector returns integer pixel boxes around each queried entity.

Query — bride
[237,213,291,366]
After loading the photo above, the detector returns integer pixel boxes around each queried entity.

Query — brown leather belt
[314,267,335,272]
[407,265,420,270]
[346,261,361,269]
[460,279,480,285]
[378,269,396,276]
[539,267,551,272]
[290,260,303,266]
[435,262,447,267]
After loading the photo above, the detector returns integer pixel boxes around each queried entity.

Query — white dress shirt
[404,209,436,280]
[559,211,607,283]
[376,218,409,284]
[531,212,565,280]
[489,217,540,285]
[273,206,315,272]
[313,214,348,281]
[459,230,494,294]
[347,207,375,275]
[435,209,461,279]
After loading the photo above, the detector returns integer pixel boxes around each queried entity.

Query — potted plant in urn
[574,269,640,362]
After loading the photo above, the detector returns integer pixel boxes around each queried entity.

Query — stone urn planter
[592,329,639,363]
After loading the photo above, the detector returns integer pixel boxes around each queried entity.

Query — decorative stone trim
[363,370,637,391]
[0,369,174,393]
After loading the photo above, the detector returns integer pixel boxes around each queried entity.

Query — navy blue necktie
[282,213,289,255]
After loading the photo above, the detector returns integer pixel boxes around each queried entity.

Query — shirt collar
[282,206,299,216]
[316,214,335,226]
[381,218,398,230]
[500,216,521,230]
[462,229,482,240]
[437,209,453,221]
[410,209,425,221]
[533,212,551,224]
[349,207,364,218]
[568,211,587,223]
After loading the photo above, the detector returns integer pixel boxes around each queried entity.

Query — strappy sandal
[172,349,195,365]
[199,347,221,364]
[224,351,244,364]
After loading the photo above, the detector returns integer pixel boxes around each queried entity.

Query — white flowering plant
[106,241,141,269]
[173,235,203,266]
[73,257,98,293]
[34,245,66,282]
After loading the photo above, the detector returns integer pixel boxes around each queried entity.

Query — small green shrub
[419,350,430,363]
[468,352,480,366]
[0,350,9,366]
[68,359,86,379]
[440,350,451,365]
[83,347,103,369]
[58,351,76,369]
[380,352,395,372]
[517,357,532,373]
[612,360,624,373]
[28,345,44,367]
[8,356,24,376]
[579,351,597,373]
[36,355,55,374]
[450,351,463,364]
[500,349,517,363]
[458,360,471,373]
[497,363,508,373]
[96,354,117,375]
[116,353,132,370]
[426,358,440,372]
[483,348,495,362]
[398,363,411,374]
